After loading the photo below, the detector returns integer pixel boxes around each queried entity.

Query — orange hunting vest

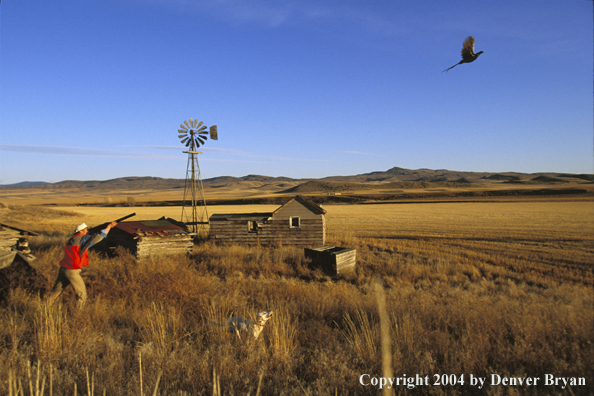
[59,234,90,270]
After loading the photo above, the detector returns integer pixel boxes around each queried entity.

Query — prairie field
[0,199,593,395]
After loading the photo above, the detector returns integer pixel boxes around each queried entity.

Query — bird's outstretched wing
[461,36,476,60]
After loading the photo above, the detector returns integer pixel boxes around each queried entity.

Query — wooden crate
[304,245,356,276]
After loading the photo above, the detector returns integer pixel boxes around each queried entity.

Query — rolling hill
[0,167,591,206]
[2,166,592,192]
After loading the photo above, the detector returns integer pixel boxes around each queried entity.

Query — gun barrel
[114,212,136,223]
[88,212,136,234]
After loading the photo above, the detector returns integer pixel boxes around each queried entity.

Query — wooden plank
[305,246,356,275]
[210,217,325,246]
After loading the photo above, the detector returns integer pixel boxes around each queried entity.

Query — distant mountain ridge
[0,181,49,188]
[319,166,592,183]
[1,167,592,192]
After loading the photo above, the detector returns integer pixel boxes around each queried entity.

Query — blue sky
[1,0,592,184]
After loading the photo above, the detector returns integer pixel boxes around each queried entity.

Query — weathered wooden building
[0,223,38,269]
[209,195,326,246]
[0,223,44,302]
[100,217,194,260]
[304,246,356,276]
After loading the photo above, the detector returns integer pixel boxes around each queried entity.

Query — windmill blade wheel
[178,118,216,148]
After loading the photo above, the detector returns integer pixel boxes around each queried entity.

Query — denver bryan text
[480,374,586,389]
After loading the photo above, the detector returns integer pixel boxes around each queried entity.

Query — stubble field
[1,199,593,395]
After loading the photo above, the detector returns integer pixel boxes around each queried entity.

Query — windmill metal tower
[178,118,218,235]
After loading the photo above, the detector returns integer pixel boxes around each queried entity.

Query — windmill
[178,118,218,235]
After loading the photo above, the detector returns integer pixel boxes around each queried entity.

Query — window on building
[290,216,300,228]
[248,220,258,233]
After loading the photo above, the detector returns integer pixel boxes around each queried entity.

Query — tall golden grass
[1,201,592,394]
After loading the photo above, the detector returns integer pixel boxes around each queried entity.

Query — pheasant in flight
[442,36,484,73]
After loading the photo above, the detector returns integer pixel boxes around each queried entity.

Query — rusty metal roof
[114,219,190,237]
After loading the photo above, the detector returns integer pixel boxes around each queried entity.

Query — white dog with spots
[207,310,273,341]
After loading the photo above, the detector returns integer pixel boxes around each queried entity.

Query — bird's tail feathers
[206,318,225,327]
[442,64,458,73]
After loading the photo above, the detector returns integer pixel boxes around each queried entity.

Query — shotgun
[87,212,136,234]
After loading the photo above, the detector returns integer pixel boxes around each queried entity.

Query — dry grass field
[1,198,593,395]
[1,177,591,206]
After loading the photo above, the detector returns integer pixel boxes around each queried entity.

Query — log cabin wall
[271,198,326,246]
[207,213,269,245]
[0,224,38,257]
[209,196,326,247]
[98,218,194,260]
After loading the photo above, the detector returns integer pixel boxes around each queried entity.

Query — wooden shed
[0,223,44,302]
[100,217,194,260]
[209,195,326,246]
[0,223,38,269]
[304,246,356,276]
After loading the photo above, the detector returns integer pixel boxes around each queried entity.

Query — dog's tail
[206,317,225,327]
